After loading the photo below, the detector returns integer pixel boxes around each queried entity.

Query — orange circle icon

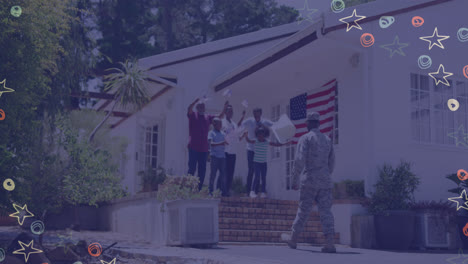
[0,109,4,120]
[87,242,102,257]
[463,65,468,79]
[458,169,468,181]
[360,33,375,47]
[412,16,424,27]
[463,223,468,237]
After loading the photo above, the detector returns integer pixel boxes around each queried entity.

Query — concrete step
[219,230,340,244]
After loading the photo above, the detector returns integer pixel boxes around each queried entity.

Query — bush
[231,177,245,195]
[139,166,167,192]
[156,175,221,203]
[368,161,420,215]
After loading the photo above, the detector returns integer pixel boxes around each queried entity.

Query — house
[100,0,468,205]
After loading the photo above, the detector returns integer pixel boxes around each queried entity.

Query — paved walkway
[0,227,460,264]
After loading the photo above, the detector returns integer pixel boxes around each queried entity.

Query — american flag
[289,79,337,144]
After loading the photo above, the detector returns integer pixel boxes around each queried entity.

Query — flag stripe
[289,79,337,144]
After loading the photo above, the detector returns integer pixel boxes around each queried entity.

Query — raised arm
[187,98,200,116]
[237,110,246,127]
[218,101,229,119]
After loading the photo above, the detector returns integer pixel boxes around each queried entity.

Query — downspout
[319,20,374,197]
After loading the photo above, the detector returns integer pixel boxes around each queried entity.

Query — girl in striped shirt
[243,125,289,198]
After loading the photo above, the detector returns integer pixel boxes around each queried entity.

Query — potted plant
[446,172,468,249]
[157,175,221,247]
[410,200,455,249]
[139,166,167,192]
[368,161,420,250]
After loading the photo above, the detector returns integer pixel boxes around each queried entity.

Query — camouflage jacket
[291,128,335,189]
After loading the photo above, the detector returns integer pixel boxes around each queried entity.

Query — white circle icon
[448,99,460,111]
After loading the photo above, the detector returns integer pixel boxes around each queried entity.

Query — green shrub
[231,177,245,195]
[156,175,221,203]
[139,166,167,192]
[368,161,420,215]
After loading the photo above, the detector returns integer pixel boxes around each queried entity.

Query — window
[410,73,468,146]
[144,125,159,170]
[411,74,431,143]
[271,104,281,159]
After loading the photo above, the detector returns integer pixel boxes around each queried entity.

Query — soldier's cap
[306,111,320,121]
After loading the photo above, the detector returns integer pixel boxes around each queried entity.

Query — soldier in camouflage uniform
[281,111,336,253]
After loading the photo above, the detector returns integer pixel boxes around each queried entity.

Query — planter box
[413,211,450,249]
[375,210,416,250]
[46,205,98,230]
[165,199,220,246]
[0,215,15,226]
[351,215,376,249]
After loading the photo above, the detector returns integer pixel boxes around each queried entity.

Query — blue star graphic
[297,0,319,25]
[448,125,468,147]
[380,36,409,58]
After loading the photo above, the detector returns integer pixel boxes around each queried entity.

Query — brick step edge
[219,225,323,232]
[219,213,319,221]
[219,218,324,232]
[220,197,366,206]
[219,206,320,217]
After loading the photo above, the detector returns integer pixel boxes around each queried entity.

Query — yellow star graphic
[419,27,450,50]
[448,190,468,211]
[9,203,35,226]
[428,64,453,87]
[13,240,43,263]
[339,9,366,32]
[0,79,14,98]
[100,258,117,264]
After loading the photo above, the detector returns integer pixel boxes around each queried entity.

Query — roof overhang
[210,0,453,93]
[211,19,323,92]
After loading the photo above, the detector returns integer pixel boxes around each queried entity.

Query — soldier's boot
[321,234,336,253]
[281,232,298,249]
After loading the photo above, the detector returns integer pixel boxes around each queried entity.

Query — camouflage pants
[292,186,335,236]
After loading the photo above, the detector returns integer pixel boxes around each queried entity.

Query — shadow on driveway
[296,248,361,255]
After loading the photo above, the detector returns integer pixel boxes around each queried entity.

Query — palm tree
[88,60,150,142]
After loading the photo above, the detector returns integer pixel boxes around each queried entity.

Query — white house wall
[205,36,368,200]
[114,35,293,194]
[326,0,468,201]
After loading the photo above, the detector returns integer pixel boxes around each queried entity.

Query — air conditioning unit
[413,212,450,248]
[165,199,220,246]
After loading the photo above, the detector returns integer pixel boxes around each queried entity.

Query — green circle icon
[10,6,22,17]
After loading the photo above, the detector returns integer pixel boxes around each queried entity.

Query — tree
[88,60,150,142]
[94,0,161,70]
[0,0,87,211]
[93,0,298,63]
